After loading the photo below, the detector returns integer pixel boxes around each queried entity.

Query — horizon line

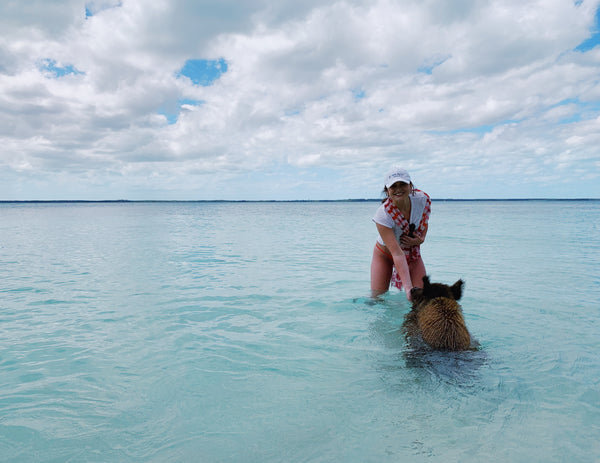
[1,198,599,204]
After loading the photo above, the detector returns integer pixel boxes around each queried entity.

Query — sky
[1,0,600,200]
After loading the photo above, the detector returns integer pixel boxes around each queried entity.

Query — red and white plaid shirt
[383,190,431,289]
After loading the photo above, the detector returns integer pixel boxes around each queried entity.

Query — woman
[371,167,431,300]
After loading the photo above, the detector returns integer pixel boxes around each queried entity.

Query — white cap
[384,167,411,188]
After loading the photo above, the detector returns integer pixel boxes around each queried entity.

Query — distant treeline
[1,198,598,204]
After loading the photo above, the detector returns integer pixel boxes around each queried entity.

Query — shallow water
[1,200,599,462]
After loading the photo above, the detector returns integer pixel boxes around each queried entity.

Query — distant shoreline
[1,198,598,204]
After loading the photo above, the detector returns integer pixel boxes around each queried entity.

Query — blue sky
[1,0,600,200]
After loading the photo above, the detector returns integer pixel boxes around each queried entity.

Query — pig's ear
[422,275,431,288]
[410,287,423,303]
[451,279,464,300]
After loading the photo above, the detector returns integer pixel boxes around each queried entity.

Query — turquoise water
[1,200,599,462]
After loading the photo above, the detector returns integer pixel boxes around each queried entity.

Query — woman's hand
[400,232,423,247]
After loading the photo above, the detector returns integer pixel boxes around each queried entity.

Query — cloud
[85,0,123,18]
[1,0,600,200]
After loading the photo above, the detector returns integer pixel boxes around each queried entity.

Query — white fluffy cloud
[1,0,599,199]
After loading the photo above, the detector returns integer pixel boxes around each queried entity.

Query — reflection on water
[403,343,488,384]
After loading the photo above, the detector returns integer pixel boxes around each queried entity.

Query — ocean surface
[1,200,599,462]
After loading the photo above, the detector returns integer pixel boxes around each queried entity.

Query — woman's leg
[409,256,427,289]
[371,245,393,297]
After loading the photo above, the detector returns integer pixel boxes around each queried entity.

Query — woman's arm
[376,223,414,300]
[400,223,428,247]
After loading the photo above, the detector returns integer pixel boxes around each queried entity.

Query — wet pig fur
[406,276,471,351]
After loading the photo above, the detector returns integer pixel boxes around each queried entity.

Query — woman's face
[386,181,411,202]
